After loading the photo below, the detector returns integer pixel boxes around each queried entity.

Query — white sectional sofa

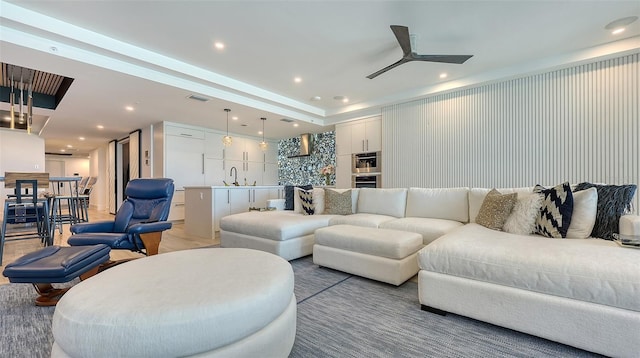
[220,185,640,356]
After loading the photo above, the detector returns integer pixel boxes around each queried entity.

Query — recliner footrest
[3,244,111,283]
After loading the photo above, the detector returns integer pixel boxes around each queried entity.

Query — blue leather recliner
[68,178,174,255]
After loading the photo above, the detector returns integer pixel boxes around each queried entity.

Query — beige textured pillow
[475,189,517,231]
[324,189,352,215]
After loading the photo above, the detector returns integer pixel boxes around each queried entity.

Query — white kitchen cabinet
[223,138,275,186]
[263,162,279,185]
[164,130,205,189]
[230,188,251,214]
[155,122,277,222]
[213,188,230,232]
[351,117,381,153]
[204,158,224,186]
[225,160,262,186]
[335,124,352,156]
[205,131,225,159]
[224,136,262,163]
[336,154,352,189]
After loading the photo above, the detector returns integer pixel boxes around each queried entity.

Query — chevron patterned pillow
[534,182,574,238]
[299,188,315,215]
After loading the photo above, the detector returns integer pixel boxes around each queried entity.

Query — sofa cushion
[324,189,353,215]
[566,187,597,239]
[418,223,640,312]
[469,187,533,223]
[574,183,637,240]
[298,189,314,215]
[534,182,574,238]
[284,185,312,210]
[315,225,423,260]
[503,193,543,235]
[356,188,407,218]
[406,187,469,222]
[220,211,337,241]
[329,213,395,228]
[475,189,517,231]
[380,217,464,245]
[293,188,325,215]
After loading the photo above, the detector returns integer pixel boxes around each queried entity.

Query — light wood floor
[0,208,218,285]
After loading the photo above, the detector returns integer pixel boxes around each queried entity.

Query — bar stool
[1,174,52,265]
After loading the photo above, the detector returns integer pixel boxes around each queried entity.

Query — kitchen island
[184,185,284,240]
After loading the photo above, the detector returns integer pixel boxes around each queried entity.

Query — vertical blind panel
[382,53,639,212]
[129,131,140,180]
[107,140,117,214]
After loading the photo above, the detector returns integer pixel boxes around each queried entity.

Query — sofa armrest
[267,199,285,211]
[620,215,640,236]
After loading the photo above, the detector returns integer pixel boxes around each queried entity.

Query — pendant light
[222,108,232,146]
[259,117,268,152]
[9,70,15,129]
[27,82,33,134]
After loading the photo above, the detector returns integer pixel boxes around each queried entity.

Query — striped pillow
[299,188,314,215]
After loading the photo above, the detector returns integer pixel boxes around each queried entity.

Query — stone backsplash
[278,131,335,186]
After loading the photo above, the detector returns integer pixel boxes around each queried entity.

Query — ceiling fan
[367,25,473,79]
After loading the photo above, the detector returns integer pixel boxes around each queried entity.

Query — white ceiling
[1,0,638,156]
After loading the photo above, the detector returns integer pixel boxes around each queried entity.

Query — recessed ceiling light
[310,96,322,101]
[294,77,302,83]
[258,131,263,135]
[333,95,349,103]
[232,116,238,120]
[60,149,66,152]
[97,125,104,129]
[214,42,225,50]
[125,106,134,111]
[79,137,85,141]
[66,144,73,148]
[293,123,299,127]
[439,73,448,79]
[605,16,638,34]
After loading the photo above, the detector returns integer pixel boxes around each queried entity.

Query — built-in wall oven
[352,151,381,188]
[352,173,381,188]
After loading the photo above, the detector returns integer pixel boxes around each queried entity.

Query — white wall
[89,145,108,211]
[140,125,153,178]
[382,53,639,212]
[0,129,46,210]
[45,156,90,178]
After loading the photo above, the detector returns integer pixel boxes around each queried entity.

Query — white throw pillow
[503,193,543,235]
[566,187,598,239]
[313,188,325,215]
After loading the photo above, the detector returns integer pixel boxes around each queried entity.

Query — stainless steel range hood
[288,133,314,158]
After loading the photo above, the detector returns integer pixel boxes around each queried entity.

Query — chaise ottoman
[51,248,296,358]
[313,224,424,285]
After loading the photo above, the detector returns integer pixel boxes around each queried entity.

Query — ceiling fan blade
[367,58,411,79]
[410,54,473,64]
[390,25,412,56]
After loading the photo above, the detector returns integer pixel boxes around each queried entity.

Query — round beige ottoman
[51,248,296,357]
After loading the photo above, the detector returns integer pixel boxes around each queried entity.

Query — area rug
[0,255,600,357]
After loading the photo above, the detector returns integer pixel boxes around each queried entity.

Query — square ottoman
[313,224,423,285]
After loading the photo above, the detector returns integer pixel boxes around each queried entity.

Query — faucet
[230,167,239,186]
